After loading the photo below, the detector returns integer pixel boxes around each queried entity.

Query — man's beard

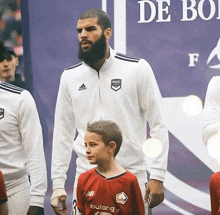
[78,33,106,65]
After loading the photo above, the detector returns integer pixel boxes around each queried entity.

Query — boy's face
[84,131,110,165]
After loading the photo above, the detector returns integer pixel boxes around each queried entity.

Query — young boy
[76,120,145,215]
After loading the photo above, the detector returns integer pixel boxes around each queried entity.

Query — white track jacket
[52,48,169,190]
[0,82,47,207]
[203,76,220,145]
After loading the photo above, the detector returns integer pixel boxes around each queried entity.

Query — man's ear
[108,141,116,154]
[104,28,112,40]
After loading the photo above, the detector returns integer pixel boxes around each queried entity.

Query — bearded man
[51,8,169,215]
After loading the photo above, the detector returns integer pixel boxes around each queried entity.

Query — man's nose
[81,29,88,39]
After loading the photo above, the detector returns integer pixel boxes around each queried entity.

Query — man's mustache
[80,39,93,45]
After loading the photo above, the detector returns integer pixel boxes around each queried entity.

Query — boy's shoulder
[124,170,139,183]
[79,167,97,179]
[125,170,136,177]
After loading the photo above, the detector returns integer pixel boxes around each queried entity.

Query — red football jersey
[77,168,145,215]
[210,171,220,215]
[0,171,7,204]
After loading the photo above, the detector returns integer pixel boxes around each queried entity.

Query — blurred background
[0,0,24,82]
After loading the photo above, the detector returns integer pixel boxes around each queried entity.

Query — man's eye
[77,29,82,33]
[86,27,95,32]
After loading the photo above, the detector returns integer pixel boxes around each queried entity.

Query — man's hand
[27,206,44,215]
[145,179,164,208]
[51,189,67,215]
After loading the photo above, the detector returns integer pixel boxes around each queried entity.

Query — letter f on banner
[188,53,199,67]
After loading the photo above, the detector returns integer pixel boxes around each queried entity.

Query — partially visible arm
[51,72,76,190]
[18,91,47,210]
[203,77,220,145]
[51,72,77,214]
[138,60,168,208]
[138,60,169,182]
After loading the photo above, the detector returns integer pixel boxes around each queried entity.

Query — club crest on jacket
[111,79,122,91]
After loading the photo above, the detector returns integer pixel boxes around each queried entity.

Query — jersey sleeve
[18,90,47,208]
[203,77,220,145]
[76,174,85,213]
[131,175,145,215]
[0,171,7,204]
[51,71,77,190]
[138,59,169,182]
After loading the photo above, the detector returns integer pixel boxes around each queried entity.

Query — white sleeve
[51,72,76,190]
[202,76,220,145]
[138,59,169,182]
[18,90,47,208]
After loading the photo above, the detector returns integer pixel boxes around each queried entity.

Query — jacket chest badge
[0,108,4,119]
[111,79,122,91]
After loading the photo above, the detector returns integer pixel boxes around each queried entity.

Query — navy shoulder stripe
[115,53,140,63]
[115,55,140,63]
[66,62,83,70]
[116,52,140,61]
[0,82,23,94]
[1,82,24,91]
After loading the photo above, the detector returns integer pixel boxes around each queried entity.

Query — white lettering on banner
[158,0,171,22]
[138,0,171,23]
[188,53,199,67]
[181,0,216,21]
[138,0,220,23]
[181,0,197,21]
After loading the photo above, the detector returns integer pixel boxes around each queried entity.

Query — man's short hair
[78,8,111,31]
[86,120,122,156]
[0,41,17,62]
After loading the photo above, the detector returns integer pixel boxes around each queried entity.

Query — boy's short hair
[86,120,122,156]
[78,8,111,31]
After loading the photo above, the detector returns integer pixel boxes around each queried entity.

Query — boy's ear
[108,141,117,154]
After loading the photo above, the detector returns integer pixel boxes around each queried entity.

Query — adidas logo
[78,83,87,91]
